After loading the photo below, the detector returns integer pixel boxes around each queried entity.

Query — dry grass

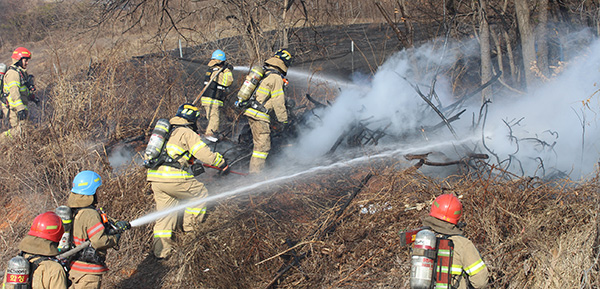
[94,161,599,289]
[0,1,599,289]
[1,39,598,289]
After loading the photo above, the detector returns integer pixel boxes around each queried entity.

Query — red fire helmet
[430,194,463,224]
[28,211,64,243]
[12,47,32,61]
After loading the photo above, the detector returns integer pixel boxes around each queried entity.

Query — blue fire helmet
[176,103,201,123]
[72,171,102,196]
[211,50,226,61]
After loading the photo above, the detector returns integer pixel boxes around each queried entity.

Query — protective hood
[67,192,95,208]
[170,116,197,132]
[264,57,288,74]
[170,116,193,126]
[19,235,59,256]
[422,215,464,236]
[208,59,223,67]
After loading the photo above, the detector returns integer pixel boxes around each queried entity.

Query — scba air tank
[0,63,6,82]
[55,205,72,252]
[5,255,30,288]
[410,229,437,289]
[237,66,264,102]
[145,119,171,161]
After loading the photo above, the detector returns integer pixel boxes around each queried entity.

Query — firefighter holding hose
[238,49,292,174]
[3,212,68,289]
[146,103,230,260]
[67,170,130,289]
[199,49,234,142]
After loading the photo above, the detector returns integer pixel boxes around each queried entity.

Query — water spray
[129,136,479,228]
[233,65,359,90]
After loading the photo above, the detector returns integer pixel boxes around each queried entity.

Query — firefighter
[0,47,38,142]
[200,49,234,142]
[243,49,291,173]
[67,170,129,289]
[423,194,489,289]
[147,103,229,259]
[2,212,68,289]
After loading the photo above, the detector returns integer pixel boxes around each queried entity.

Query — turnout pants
[0,104,28,142]
[248,118,271,174]
[151,179,208,258]
[69,270,102,289]
[202,99,222,136]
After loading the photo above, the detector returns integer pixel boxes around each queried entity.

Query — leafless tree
[515,0,537,90]
[535,0,550,77]
[478,0,493,101]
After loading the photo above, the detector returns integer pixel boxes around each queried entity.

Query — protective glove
[29,94,40,104]
[284,119,294,131]
[225,63,234,71]
[218,158,231,176]
[17,109,28,120]
[234,100,247,109]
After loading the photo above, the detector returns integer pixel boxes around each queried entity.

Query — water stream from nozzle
[232,65,359,90]
[128,137,477,227]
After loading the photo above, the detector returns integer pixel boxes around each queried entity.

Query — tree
[535,0,550,77]
[514,0,537,90]
[478,0,493,101]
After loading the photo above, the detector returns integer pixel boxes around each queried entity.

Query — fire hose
[56,240,91,260]
[203,163,248,176]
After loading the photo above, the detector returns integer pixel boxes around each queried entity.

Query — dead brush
[108,157,600,289]
[0,49,203,277]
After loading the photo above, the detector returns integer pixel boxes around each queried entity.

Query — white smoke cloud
[286,35,600,179]
[483,34,600,179]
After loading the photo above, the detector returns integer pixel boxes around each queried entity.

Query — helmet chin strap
[190,123,198,133]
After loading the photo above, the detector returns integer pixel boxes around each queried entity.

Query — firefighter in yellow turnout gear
[67,170,129,289]
[200,49,234,142]
[3,212,68,289]
[243,49,291,173]
[1,47,37,141]
[422,194,489,289]
[147,103,229,259]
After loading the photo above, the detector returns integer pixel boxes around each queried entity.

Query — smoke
[108,143,141,173]
[483,32,600,179]
[287,40,471,160]
[286,34,600,179]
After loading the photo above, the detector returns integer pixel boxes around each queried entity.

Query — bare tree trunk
[503,31,517,83]
[490,26,504,82]
[515,0,537,90]
[536,0,550,77]
[479,0,493,101]
[282,0,289,48]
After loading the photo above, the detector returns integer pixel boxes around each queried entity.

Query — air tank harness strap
[248,99,269,114]
[160,125,205,176]
[412,247,437,260]
[24,254,57,273]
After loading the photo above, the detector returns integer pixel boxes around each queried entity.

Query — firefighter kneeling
[410,194,489,289]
